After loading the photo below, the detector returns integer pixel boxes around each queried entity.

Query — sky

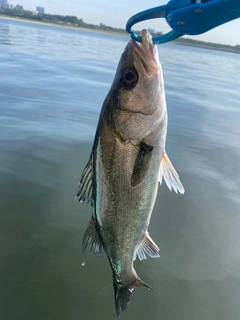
[8,0,240,45]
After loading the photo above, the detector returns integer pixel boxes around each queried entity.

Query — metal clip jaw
[126,0,190,44]
[129,29,183,44]
[126,0,240,44]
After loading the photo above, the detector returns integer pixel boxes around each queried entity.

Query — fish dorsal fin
[159,152,185,194]
[82,216,103,258]
[76,154,93,205]
[134,233,160,261]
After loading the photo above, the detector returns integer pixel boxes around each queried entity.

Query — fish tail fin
[113,275,153,318]
[114,282,133,318]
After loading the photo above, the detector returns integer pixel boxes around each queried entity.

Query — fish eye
[120,67,138,89]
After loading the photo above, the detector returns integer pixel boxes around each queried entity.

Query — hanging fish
[76,29,184,317]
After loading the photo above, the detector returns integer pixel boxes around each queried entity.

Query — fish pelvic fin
[76,153,93,205]
[113,276,153,318]
[159,152,185,194]
[82,216,103,258]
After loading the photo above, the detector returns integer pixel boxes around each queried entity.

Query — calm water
[0,17,240,320]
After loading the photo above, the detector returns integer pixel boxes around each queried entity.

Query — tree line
[0,7,162,37]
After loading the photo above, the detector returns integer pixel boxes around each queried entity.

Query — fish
[76,29,184,317]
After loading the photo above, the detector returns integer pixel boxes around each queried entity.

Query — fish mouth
[130,29,158,77]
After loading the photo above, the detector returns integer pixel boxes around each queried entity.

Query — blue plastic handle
[126,0,240,44]
[167,0,240,35]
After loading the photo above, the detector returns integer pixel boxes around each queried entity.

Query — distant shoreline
[0,15,239,54]
[0,15,128,38]
[173,39,240,53]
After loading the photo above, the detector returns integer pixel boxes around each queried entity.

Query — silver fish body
[77,29,184,317]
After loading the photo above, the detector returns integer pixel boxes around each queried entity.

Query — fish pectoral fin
[76,153,93,205]
[82,216,103,258]
[159,152,185,194]
[131,142,153,187]
[135,233,160,261]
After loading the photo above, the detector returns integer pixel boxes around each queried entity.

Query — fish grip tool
[126,0,240,44]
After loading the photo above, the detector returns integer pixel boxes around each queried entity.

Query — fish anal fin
[159,152,185,194]
[76,153,93,205]
[133,278,154,291]
[82,216,103,258]
[135,233,160,261]
[131,142,153,187]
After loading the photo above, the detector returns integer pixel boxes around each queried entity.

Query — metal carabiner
[126,0,240,44]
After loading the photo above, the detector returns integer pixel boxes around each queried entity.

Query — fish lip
[130,29,158,76]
